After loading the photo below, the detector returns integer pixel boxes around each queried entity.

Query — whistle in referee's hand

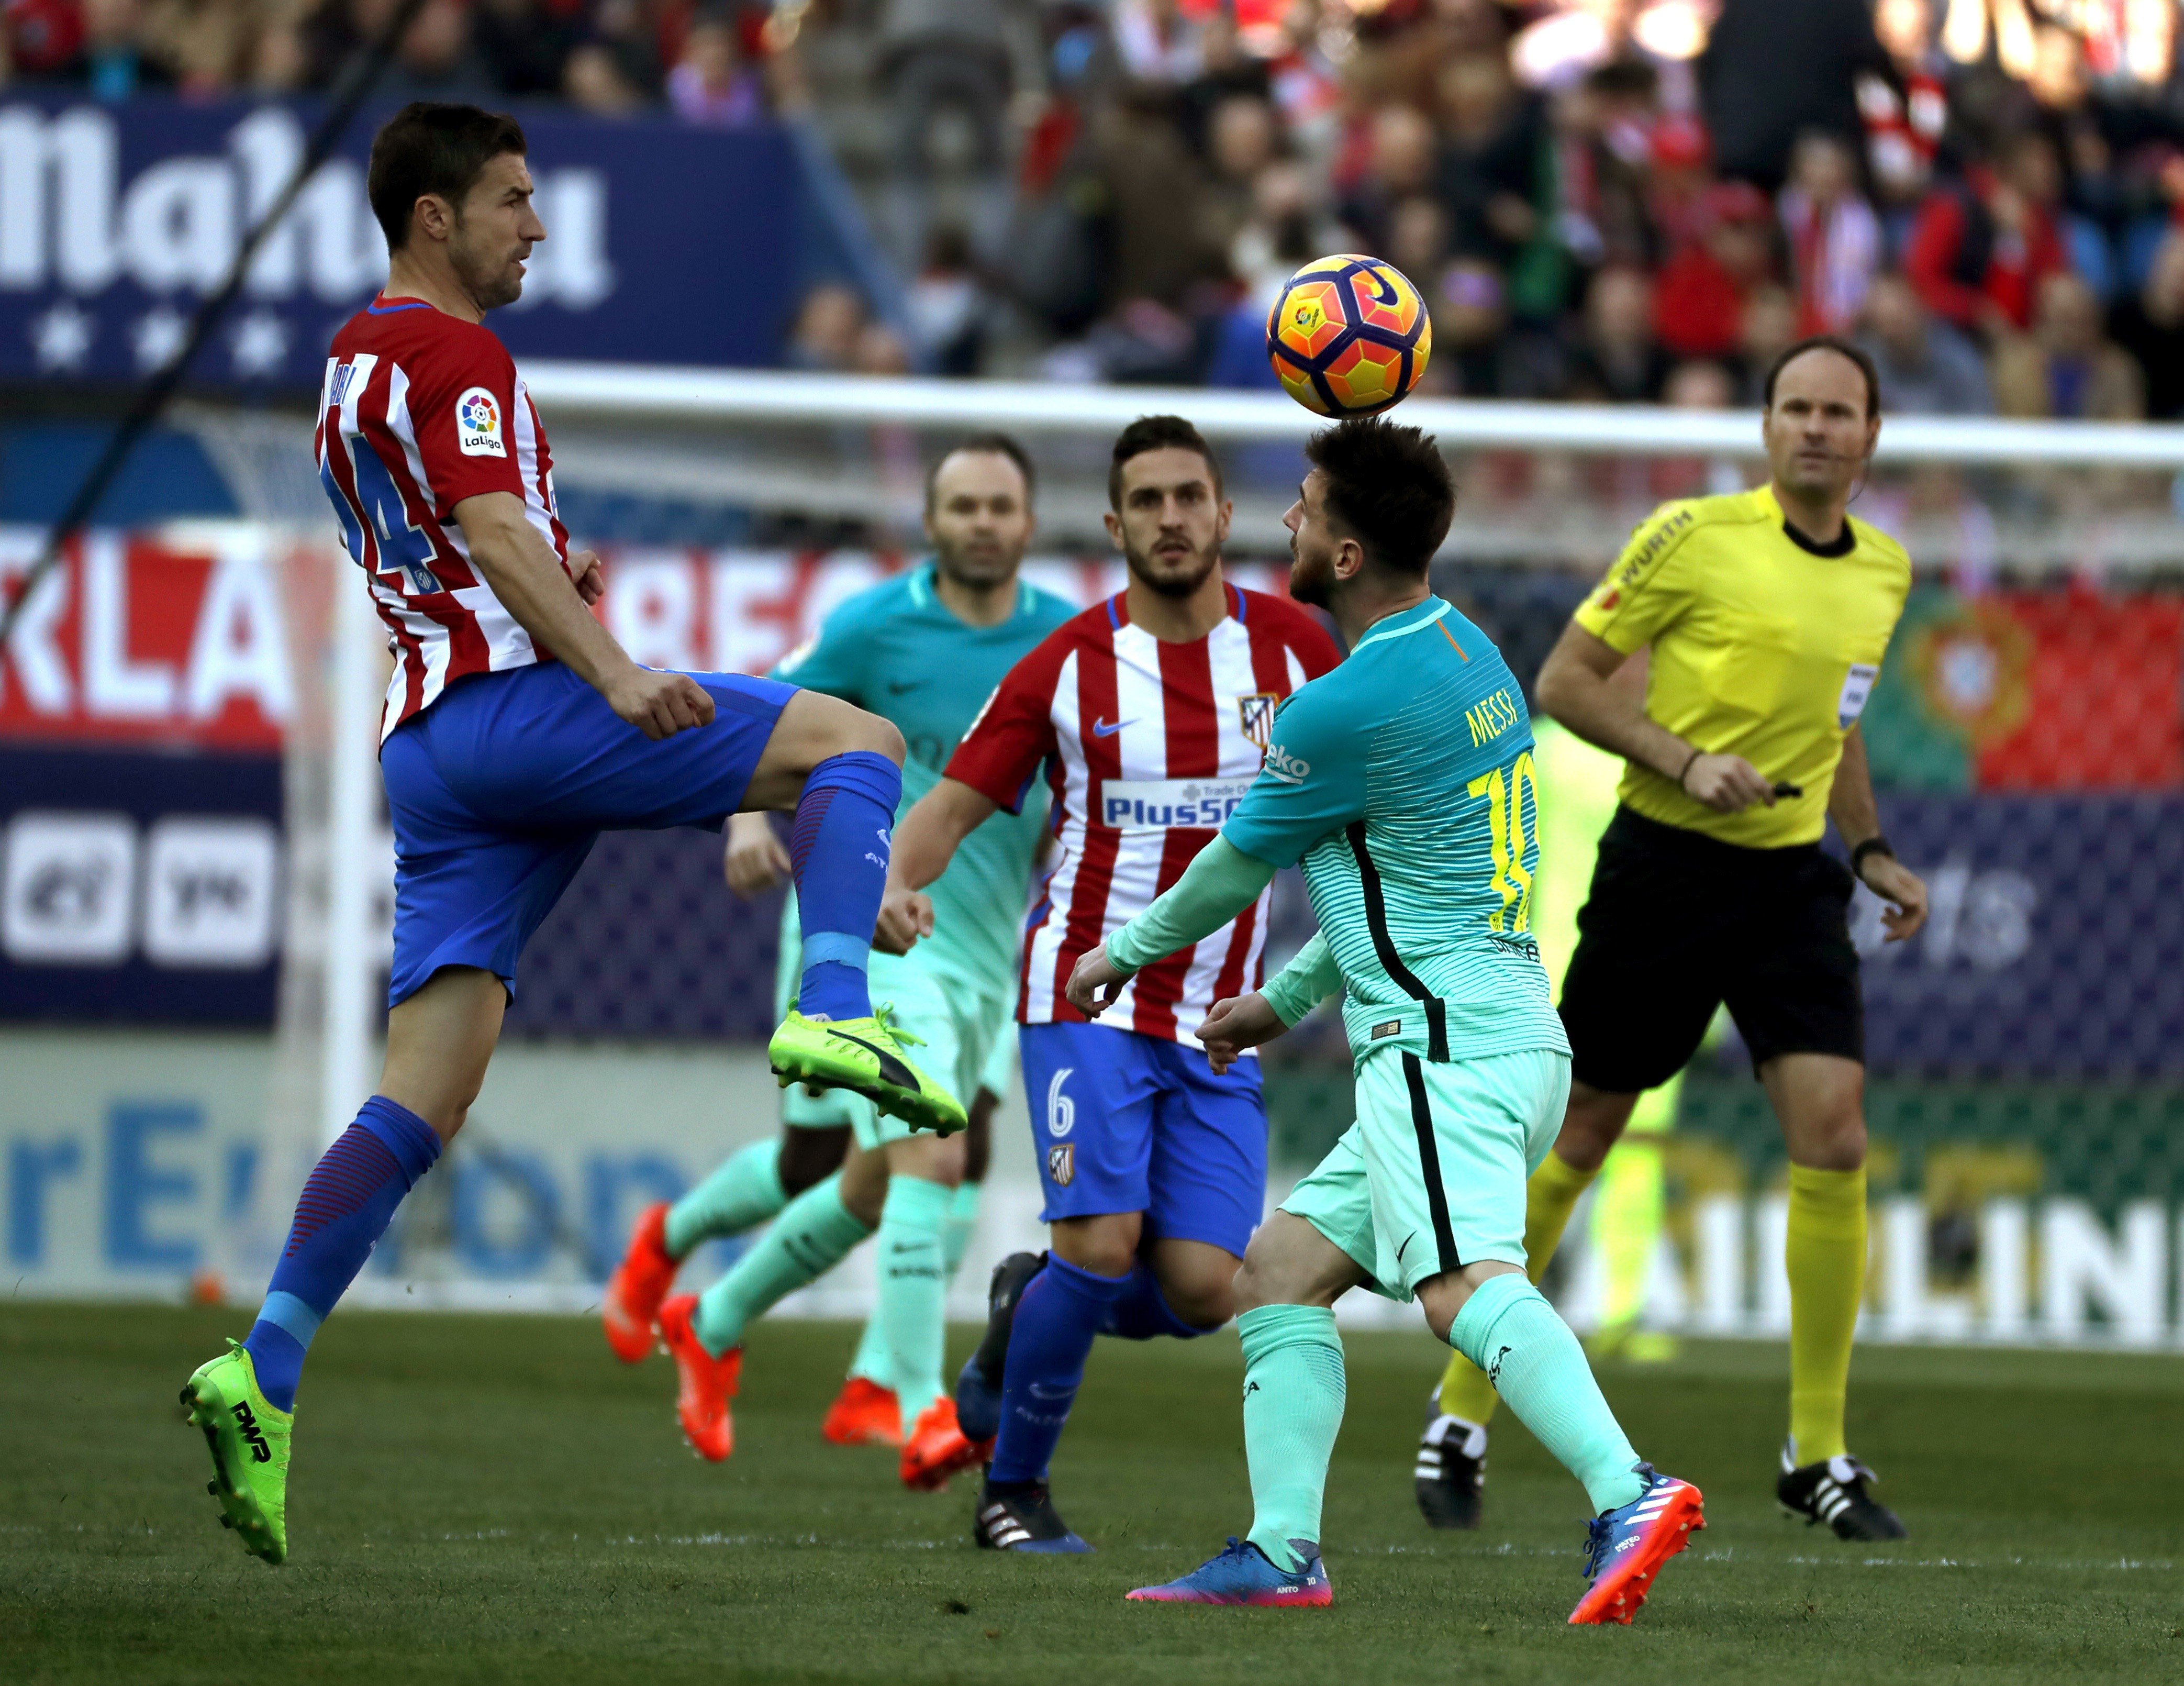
[1771,781,1803,798]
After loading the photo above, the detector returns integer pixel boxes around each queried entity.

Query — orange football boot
[657,1293,742,1462]
[822,1377,904,1448]
[602,1202,677,1363]
[899,1397,992,1492]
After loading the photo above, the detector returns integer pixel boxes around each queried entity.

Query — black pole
[0,0,432,645]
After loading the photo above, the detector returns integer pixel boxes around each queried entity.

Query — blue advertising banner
[1845,792,2184,1078]
[0,95,808,384]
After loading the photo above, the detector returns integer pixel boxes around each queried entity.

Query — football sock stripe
[985,1256,1127,1484]
[692,1173,873,1357]
[1436,1151,1597,1425]
[1448,1272,1643,1515]
[1239,1304,1345,1574]
[1786,1163,1866,1466]
[874,1175,951,1426]
[664,1138,787,1259]
[787,751,902,1022]
[243,1095,441,1412]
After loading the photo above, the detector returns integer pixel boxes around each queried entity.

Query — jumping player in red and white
[880,416,1340,1551]
[181,102,962,1568]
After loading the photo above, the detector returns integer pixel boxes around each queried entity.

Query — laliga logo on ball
[1266,254,1432,418]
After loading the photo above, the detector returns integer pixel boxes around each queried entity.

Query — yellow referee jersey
[1573,484,1911,849]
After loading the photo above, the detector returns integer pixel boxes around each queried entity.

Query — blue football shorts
[1017,1020,1268,1258]
[379,661,794,1008]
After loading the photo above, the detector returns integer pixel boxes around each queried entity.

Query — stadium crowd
[5,0,2182,406]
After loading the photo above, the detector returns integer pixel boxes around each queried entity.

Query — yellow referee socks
[1435,1151,1599,1424]
[1786,1163,1867,1465]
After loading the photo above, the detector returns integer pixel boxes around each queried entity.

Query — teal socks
[872,1176,952,1425]
[848,1179,981,1391]
[665,1138,787,1259]
[1238,1304,1346,1573]
[1448,1272,1644,1514]
[693,1173,873,1357]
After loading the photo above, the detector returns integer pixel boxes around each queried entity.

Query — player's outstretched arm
[452,490,714,741]
[874,777,998,953]
[1828,724,1928,941]
[1066,837,1278,1015]
[1536,622,1773,812]
[1196,932,1343,1074]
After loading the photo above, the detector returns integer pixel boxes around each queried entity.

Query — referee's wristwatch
[1849,836,1895,886]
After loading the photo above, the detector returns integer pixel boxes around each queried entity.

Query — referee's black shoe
[1414,1396,1488,1530]
[1777,1444,1908,1540]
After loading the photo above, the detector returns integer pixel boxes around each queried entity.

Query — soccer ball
[1266,254,1433,418]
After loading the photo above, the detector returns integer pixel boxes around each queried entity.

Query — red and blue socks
[241,1096,442,1411]
[788,751,902,1022]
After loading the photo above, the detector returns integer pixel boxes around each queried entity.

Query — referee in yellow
[1446,335,1930,1540]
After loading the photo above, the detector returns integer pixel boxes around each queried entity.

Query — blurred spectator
[1201,93,1279,255]
[877,0,1029,266]
[1548,60,1665,276]
[906,224,986,376]
[1112,0,1199,85]
[1434,50,1549,266]
[1385,196,1450,292]
[1339,104,1438,256]
[668,13,765,125]
[2109,230,2184,422]
[1229,159,1345,300]
[472,0,581,98]
[1992,270,2145,420]
[1779,129,1880,336]
[1857,271,1992,414]
[75,0,168,96]
[375,0,497,101]
[5,0,86,79]
[1904,130,2069,337]
[1857,0,1949,218]
[1664,358,1735,407]
[787,282,870,371]
[1737,281,1798,400]
[1566,264,1670,401]
[1699,0,1885,191]
[563,40,645,112]
[1176,9,1272,155]
[1655,180,1776,360]
[853,320,913,375]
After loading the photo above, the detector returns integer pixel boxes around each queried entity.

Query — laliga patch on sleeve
[455,386,507,458]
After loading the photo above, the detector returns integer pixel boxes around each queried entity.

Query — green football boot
[181,1339,292,1566]
[768,1003,967,1136]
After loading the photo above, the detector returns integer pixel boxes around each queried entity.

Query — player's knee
[1159,1271,1234,1330]
[841,706,905,766]
[1232,1239,1300,1315]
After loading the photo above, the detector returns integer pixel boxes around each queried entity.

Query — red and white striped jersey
[948,583,1341,1044]
[316,295,570,741]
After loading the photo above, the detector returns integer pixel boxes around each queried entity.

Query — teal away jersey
[1221,596,1570,1069]
[773,562,1075,996]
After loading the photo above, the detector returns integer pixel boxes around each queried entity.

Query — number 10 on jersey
[1466,750,1538,934]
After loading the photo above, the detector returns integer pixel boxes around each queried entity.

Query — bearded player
[181,102,961,1567]
[599,437,1071,1487]
[1071,418,1702,1623]
[880,416,1340,1551]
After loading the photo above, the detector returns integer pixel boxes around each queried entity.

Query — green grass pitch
[4,1301,2179,1684]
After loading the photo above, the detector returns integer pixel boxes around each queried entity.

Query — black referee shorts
[1557,807,1864,1093]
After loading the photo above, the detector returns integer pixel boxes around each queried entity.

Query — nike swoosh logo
[885,680,924,694]
[1091,717,1135,737]
[824,1028,919,1092]
[1396,1232,1417,1264]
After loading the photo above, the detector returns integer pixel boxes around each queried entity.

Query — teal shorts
[1281,1045,1570,1303]
[839,958,1012,1150]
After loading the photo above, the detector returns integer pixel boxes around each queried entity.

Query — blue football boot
[1128,1537,1332,1606]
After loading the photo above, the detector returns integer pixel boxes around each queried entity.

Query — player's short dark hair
[1108,415,1223,509]
[1302,417,1455,578]
[1763,335,1881,419]
[926,432,1037,513]
[367,103,529,254]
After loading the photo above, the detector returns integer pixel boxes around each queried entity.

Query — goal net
[184,375,2184,1345]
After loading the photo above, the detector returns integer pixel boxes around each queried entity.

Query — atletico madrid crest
[1237,692,1279,752]
[1046,1144,1075,1187]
